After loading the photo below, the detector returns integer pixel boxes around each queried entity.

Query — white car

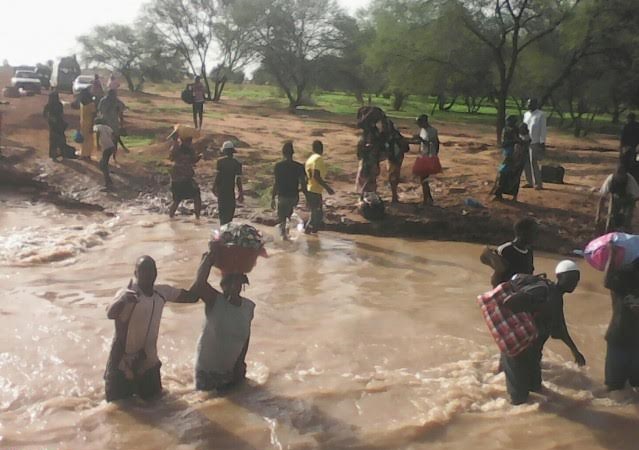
[72,75,94,95]
[10,71,42,94]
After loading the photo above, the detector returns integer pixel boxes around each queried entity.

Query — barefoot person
[104,256,199,402]
[414,114,440,206]
[271,141,307,239]
[79,88,96,160]
[97,89,125,160]
[305,140,335,234]
[93,118,116,189]
[523,98,547,190]
[500,261,586,405]
[603,245,639,391]
[214,141,244,226]
[42,91,66,161]
[191,76,206,130]
[596,155,639,233]
[193,247,256,391]
[168,125,202,219]
[491,115,522,201]
[385,118,409,204]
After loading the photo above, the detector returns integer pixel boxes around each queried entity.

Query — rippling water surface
[0,202,637,449]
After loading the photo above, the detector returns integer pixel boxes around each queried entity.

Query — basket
[211,240,266,275]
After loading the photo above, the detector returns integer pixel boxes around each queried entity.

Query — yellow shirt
[305,153,326,194]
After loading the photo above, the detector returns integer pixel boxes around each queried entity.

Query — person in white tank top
[191,250,255,391]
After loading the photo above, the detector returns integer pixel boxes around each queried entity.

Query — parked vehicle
[10,71,42,94]
[72,75,94,95]
[50,56,81,92]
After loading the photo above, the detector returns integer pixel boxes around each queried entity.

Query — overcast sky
[0,0,371,66]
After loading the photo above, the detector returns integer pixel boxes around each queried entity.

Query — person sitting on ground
[213,141,244,226]
[191,76,206,130]
[603,244,639,391]
[93,118,116,189]
[104,256,199,402]
[167,125,202,219]
[491,115,522,202]
[42,91,66,161]
[500,260,586,405]
[596,155,639,233]
[193,246,256,392]
[305,140,335,234]
[482,218,537,288]
[271,141,308,239]
[413,114,440,207]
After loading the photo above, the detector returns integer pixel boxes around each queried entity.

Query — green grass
[122,134,156,148]
[141,80,620,136]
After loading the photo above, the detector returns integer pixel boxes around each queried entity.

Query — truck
[50,56,81,92]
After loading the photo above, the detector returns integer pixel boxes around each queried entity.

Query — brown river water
[0,201,637,450]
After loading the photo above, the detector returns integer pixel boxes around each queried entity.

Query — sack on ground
[2,86,19,98]
[412,155,442,178]
[477,282,539,357]
[210,223,267,274]
[541,165,565,184]
[360,192,385,221]
[584,232,639,271]
[62,144,78,159]
[181,86,194,105]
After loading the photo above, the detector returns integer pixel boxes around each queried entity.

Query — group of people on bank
[43,73,125,190]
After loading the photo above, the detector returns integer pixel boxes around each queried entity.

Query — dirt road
[0,67,624,253]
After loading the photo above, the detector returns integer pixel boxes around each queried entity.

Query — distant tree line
[78,0,639,140]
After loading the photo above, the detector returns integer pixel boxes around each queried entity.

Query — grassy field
[143,81,621,136]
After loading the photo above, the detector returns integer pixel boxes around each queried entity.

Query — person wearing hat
[412,114,439,206]
[167,125,202,219]
[499,260,586,405]
[271,141,308,239]
[214,141,243,226]
[603,244,639,391]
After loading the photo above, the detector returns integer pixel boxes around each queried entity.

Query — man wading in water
[214,141,244,226]
[104,256,200,402]
[500,261,586,405]
[482,218,537,288]
[271,141,308,239]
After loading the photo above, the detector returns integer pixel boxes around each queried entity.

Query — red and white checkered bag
[477,282,538,357]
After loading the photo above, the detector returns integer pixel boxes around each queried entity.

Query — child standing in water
[193,247,255,391]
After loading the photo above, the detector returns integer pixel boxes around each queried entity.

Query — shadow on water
[117,392,260,450]
[227,382,385,450]
[541,390,639,450]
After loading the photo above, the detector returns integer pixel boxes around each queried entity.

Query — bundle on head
[209,223,267,275]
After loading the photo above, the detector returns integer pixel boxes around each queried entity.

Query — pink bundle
[584,233,639,271]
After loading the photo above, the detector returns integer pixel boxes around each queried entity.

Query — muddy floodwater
[0,202,637,450]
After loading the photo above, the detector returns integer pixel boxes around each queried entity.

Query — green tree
[237,0,349,111]
[78,25,145,91]
[145,0,218,98]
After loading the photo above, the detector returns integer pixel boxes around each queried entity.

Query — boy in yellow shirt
[304,140,334,233]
